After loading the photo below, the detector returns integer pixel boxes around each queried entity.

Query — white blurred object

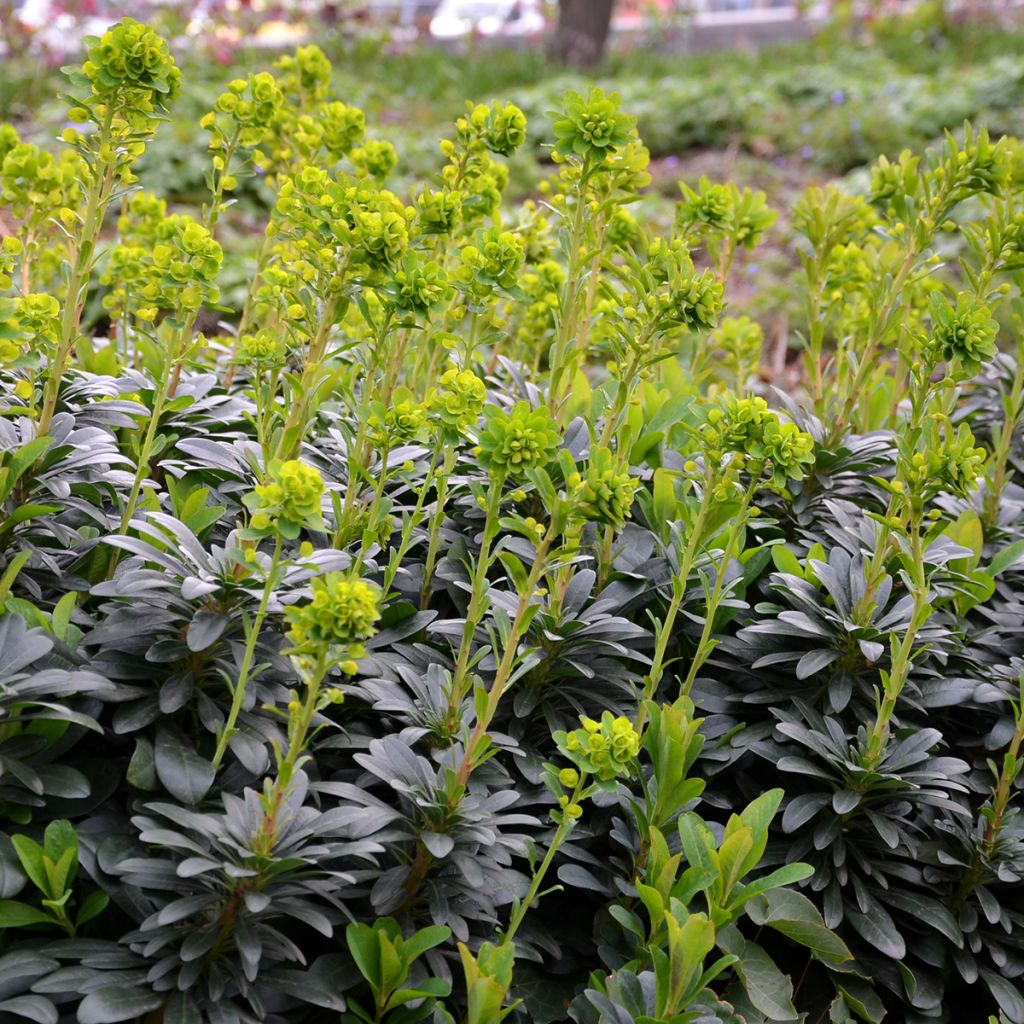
[429,0,545,40]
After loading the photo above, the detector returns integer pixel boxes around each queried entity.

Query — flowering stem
[212,533,284,770]
[253,649,329,857]
[598,347,645,452]
[223,230,272,390]
[680,474,759,696]
[826,239,920,448]
[275,292,342,461]
[419,446,458,609]
[382,446,443,599]
[503,778,584,943]
[983,337,1024,533]
[39,107,116,438]
[204,124,241,233]
[454,525,556,790]
[862,511,928,770]
[446,474,506,718]
[109,318,194,567]
[548,156,592,417]
[634,479,714,735]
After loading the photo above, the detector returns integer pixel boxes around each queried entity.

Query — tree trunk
[551,0,615,68]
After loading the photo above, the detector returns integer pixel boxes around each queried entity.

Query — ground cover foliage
[4,17,1024,1024]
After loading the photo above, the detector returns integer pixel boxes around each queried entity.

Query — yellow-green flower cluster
[0,299,21,365]
[476,401,561,478]
[385,256,451,316]
[444,151,508,224]
[569,448,638,531]
[274,44,332,104]
[203,72,284,155]
[606,207,640,249]
[81,18,181,103]
[0,142,84,228]
[147,217,223,312]
[367,387,428,446]
[239,329,286,367]
[460,229,524,291]
[678,178,732,228]
[648,244,723,335]
[352,139,398,180]
[930,292,998,375]
[558,712,640,783]
[416,187,462,236]
[552,88,637,164]
[703,396,816,487]
[276,172,411,274]
[457,100,528,157]
[714,316,763,379]
[116,191,167,240]
[318,101,366,160]
[285,574,381,663]
[515,261,564,350]
[0,236,21,291]
[903,423,986,502]
[429,368,488,434]
[931,424,987,499]
[244,459,326,538]
[0,292,59,365]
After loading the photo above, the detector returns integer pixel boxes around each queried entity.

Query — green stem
[39,107,116,437]
[212,533,284,769]
[445,475,506,717]
[548,157,592,417]
[419,446,459,609]
[635,481,715,735]
[680,474,759,696]
[453,527,556,790]
[504,779,584,942]
[862,514,927,769]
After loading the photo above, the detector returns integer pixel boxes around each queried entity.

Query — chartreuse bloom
[429,367,488,433]
[678,178,732,228]
[274,43,332,103]
[239,329,286,367]
[570,448,638,531]
[0,236,20,290]
[367,387,428,446]
[930,292,998,374]
[552,88,637,163]
[244,459,326,538]
[416,187,462,235]
[81,18,181,102]
[476,401,561,478]
[352,138,398,180]
[903,422,987,501]
[714,315,763,375]
[460,228,524,291]
[933,424,986,498]
[702,396,815,487]
[557,711,640,783]
[457,100,528,157]
[285,574,381,667]
[385,255,451,316]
